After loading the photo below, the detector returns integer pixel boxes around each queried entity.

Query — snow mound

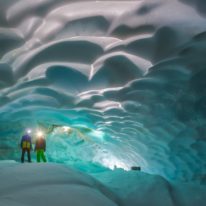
[0,162,119,206]
[92,168,206,206]
[0,162,205,206]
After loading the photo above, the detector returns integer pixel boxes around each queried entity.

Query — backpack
[22,141,31,149]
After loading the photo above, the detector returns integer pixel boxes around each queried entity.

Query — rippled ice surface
[0,0,206,185]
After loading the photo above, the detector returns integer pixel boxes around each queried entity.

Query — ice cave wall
[0,0,206,182]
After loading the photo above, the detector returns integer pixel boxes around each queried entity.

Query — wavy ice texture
[0,0,206,186]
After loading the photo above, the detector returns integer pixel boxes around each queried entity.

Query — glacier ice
[0,0,206,205]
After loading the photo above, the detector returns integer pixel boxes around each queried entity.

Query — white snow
[0,162,118,206]
[0,162,205,206]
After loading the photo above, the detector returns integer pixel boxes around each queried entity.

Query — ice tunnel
[0,0,206,205]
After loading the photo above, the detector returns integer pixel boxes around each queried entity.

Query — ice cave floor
[0,162,205,206]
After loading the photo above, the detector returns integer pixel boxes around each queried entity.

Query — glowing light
[36,131,44,138]
[62,126,71,132]
[101,156,130,171]
[26,129,32,134]
[90,129,104,140]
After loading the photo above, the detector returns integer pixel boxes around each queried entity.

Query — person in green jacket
[35,131,47,163]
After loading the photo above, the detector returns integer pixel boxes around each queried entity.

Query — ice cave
[0,0,206,205]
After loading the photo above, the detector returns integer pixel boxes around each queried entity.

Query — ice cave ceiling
[0,0,206,182]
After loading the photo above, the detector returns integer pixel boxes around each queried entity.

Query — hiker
[35,131,47,163]
[20,130,32,163]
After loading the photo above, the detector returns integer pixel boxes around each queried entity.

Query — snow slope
[0,162,119,206]
[0,162,205,206]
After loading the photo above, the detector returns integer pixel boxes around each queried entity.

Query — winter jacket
[21,135,32,150]
[35,138,46,151]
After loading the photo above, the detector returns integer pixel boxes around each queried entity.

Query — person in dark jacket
[35,131,47,163]
[20,130,32,163]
